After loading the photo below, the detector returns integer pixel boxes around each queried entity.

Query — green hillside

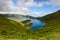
[2,14,36,19]
[1,14,24,18]
[39,10,60,22]
[37,10,60,40]
[0,14,28,39]
[0,10,60,40]
[0,14,35,40]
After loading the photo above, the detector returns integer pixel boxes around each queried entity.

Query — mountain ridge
[0,10,60,40]
[37,10,60,22]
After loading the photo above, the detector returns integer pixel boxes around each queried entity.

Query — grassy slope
[0,10,60,40]
[0,15,28,39]
[38,10,60,40]
[0,14,38,40]
[40,10,60,22]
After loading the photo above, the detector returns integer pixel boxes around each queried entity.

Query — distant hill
[0,14,34,39]
[37,10,60,22]
[0,10,60,40]
[1,14,24,18]
[0,14,29,39]
[36,10,60,40]
[1,14,36,19]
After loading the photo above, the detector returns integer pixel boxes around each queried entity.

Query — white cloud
[43,0,60,7]
[0,0,7,11]
[0,11,14,14]
[0,0,60,17]
[0,0,15,12]
[36,2,43,7]
[17,0,60,7]
[0,0,31,14]
[30,12,52,17]
[0,0,60,12]
[17,0,44,7]
[30,12,41,17]
[50,0,60,6]
[45,1,51,5]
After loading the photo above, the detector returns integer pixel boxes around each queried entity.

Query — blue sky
[0,0,60,17]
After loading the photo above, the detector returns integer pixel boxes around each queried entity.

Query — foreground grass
[0,10,60,40]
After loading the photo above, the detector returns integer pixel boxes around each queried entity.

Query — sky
[0,0,60,17]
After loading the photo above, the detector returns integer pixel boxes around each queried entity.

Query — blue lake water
[8,17,46,31]
[30,19,46,31]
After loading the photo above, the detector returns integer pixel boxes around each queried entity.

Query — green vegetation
[0,10,60,40]
[0,14,28,39]
[21,20,31,23]
[0,14,35,40]
[37,10,60,40]
[2,14,35,19]
[2,14,24,18]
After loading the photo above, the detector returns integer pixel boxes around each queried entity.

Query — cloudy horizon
[0,0,60,17]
